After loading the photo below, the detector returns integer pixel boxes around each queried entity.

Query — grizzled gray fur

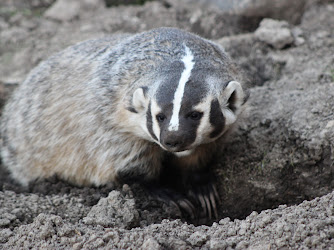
[0,28,248,190]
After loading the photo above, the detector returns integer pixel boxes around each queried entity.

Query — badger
[1,27,248,218]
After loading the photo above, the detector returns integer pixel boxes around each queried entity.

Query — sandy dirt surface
[0,0,334,248]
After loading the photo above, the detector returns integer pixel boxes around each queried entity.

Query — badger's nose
[165,140,181,148]
[160,128,189,152]
[162,137,184,151]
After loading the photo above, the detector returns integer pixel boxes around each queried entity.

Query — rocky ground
[0,0,334,248]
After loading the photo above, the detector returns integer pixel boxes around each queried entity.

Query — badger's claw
[141,167,220,222]
[188,181,220,220]
[148,186,197,219]
[177,198,196,219]
[210,184,219,219]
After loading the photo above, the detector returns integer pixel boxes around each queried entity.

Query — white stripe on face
[168,45,195,131]
[151,99,162,141]
[191,96,213,145]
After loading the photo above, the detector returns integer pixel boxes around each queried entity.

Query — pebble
[255,18,294,49]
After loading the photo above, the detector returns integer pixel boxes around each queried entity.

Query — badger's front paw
[155,166,221,223]
[184,170,220,221]
[145,184,197,220]
[188,181,220,220]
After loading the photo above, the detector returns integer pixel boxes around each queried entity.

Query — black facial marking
[186,111,203,121]
[209,99,225,138]
[156,67,211,151]
[141,86,148,96]
[156,61,184,107]
[182,78,208,109]
[227,90,237,112]
[182,114,201,146]
[146,101,158,141]
[156,113,166,123]
[126,107,138,113]
[159,112,201,152]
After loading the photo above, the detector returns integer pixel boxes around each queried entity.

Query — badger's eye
[188,111,203,120]
[156,113,166,123]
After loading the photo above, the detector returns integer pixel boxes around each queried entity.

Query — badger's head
[130,45,247,156]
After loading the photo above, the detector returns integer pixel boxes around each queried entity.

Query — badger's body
[1,28,247,196]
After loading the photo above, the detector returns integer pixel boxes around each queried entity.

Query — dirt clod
[83,190,140,229]
[255,18,294,49]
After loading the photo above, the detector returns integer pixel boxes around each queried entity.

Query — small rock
[44,0,81,22]
[72,242,83,250]
[0,219,11,227]
[291,27,305,46]
[44,0,104,22]
[122,184,131,194]
[236,240,249,249]
[210,239,227,250]
[0,229,13,243]
[238,221,250,235]
[219,217,231,225]
[255,18,294,49]
[203,0,306,24]
[248,211,259,219]
[187,231,209,247]
[258,213,273,228]
[1,212,17,221]
[141,238,161,250]
[83,190,139,229]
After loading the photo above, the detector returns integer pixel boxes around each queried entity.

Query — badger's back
[0,34,162,186]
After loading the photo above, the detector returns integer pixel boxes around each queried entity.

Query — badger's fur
[1,28,247,197]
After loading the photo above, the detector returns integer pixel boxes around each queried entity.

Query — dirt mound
[0,0,334,248]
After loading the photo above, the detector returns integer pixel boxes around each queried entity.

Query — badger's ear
[131,87,149,113]
[221,80,246,125]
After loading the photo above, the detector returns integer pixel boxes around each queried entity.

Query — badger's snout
[160,130,191,152]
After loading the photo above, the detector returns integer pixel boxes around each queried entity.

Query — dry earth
[0,0,334,249]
